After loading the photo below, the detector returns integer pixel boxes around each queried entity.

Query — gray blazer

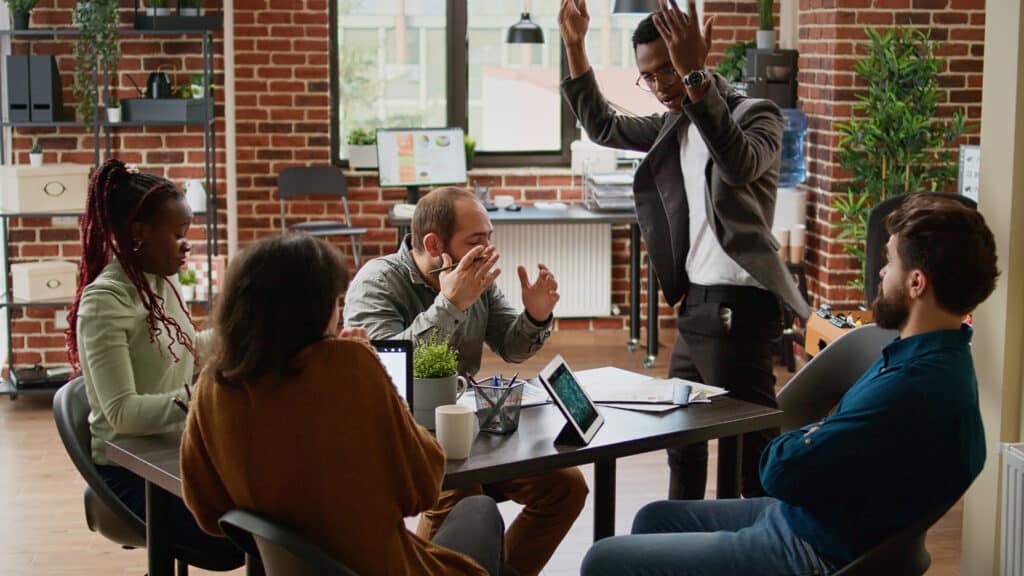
[562,70,810,320]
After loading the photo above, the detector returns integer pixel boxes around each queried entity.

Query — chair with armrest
[833,502,953,575]
[219,509,359,576]
[53,377,241,575]
[278,166,367,267]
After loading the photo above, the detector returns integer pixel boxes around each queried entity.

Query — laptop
[372,340,413,409]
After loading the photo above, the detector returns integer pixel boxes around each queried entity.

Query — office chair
[54,377,241,575]
[833,502,953,576]
[220,510,359,576]
[775,323,896,432]
[278,166,368,267]
[863,192,977,305]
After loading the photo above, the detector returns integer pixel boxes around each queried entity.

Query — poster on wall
[958,144,980,202]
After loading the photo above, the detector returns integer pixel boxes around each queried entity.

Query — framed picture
[958,144,981,202]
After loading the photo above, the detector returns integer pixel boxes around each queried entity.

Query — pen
[428,255,487,275]
[173,395,189,414]
[507,372,519,389]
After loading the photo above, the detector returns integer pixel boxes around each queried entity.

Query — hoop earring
[132,239,143,254]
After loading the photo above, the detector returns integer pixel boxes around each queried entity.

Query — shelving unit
[0,26,220,399]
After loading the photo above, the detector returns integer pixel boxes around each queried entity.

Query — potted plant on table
[347,128,378,170]
[29,143,43,167]
[464,135,476,170]
[178,268,198,301]
[146,0,169,16]
[5,0,38,30]
[105,97,121,123]
[412,331,464,430]
[756,0,775,50]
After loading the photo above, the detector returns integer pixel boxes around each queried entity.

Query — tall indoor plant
[756,0,774,50]
[833,27,971,291]
[73,0,120,125]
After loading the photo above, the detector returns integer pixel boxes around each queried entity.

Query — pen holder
[472,379,524,435]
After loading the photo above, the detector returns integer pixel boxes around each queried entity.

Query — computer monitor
[372,340,413,409]
[376,127,467,204]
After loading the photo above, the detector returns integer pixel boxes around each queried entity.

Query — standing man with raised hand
[559,0,809,500]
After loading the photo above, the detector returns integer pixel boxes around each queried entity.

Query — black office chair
[863,192,977,304]
[775,323,896,432]
[220,509,359,576]
[53,377,241,575]
[833,503,953,575]
[278,166,368,267]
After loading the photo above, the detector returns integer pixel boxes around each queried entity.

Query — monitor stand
[406,186,421,204]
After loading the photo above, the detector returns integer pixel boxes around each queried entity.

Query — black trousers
[433,495,506,576]
[666,284,783,500]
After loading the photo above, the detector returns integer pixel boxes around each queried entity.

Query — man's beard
[872,283,910,330]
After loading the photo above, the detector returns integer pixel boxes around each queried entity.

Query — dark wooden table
[389,205,661,366]
[107,398,781,576]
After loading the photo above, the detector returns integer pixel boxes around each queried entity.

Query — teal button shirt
[760,325,986,563]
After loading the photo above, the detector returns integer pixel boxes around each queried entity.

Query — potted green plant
[188,73,205,98]
[464,135,476,170]
[105,97,121,123]
[178,268,198,301]
[5,0,38,30]
[716,40,756,84]
[179,0,200,17]
[347,128,378,170]
[833,27,971,292]
[29,143,42,167]
[756,0,774,50]
[147,0,169,16]
[412,331,466,430]
[73,0,120,126]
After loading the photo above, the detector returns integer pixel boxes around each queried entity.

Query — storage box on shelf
[0,164,89,213]
[11,261,77,302]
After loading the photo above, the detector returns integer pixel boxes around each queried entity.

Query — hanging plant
[832,27,972,291]
[73,0,120,125]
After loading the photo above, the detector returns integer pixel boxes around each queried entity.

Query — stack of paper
[575,367,728,409]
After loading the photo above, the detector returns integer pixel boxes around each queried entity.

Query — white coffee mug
[435,404,475,460]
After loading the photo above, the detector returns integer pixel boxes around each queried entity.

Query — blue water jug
[779,108,807,188]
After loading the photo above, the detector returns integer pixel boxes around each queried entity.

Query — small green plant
[149,0,168,7]
[179,0,201,7]
[73,0,120,126]
[412,331,459,379]
[30,143,41,154]
[464,135,476,168]
[4,0,39,14]
[757,0,773,31]
[178,269,197,286]
[347,128,376,146]
[716,40,755,83]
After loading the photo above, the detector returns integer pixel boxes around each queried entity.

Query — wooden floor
[0,330,963,575]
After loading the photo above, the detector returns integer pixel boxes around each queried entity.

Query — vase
[29,153,43,168]
[756,30,776,51]
[106,107,121,123]
[180,7,200,16]
[180,285,195,301]
[147,7,170,16]
[412,375,468,430]
[12,12,30,30]
[347,145,378,170]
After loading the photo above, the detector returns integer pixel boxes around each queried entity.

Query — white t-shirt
[681,122,763,288]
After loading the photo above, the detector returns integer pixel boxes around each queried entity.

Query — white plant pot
[180,7,199,16]
[184,179,207,213]
[106,107,121,123]
[190,85,205,99]
[180,285,195,301]
[29,153,43,168]
[348,144,378,170]
[147,7,170,16]
[757,30,776,50]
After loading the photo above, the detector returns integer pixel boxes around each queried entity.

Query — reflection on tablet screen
[549,364,598,431]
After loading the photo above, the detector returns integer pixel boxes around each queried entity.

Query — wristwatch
[682,69,710,89]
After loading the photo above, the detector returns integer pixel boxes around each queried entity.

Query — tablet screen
[548,363,599,432]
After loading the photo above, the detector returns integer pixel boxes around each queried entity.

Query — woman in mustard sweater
[181,235,504,575]
[66,159,243,567]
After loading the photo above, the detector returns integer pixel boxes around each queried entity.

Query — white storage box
[11,261,78,302]
[0,164,90,213]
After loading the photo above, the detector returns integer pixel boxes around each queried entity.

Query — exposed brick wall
[797,0,985,308]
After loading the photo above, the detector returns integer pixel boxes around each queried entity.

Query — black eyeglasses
[636,66,680,93]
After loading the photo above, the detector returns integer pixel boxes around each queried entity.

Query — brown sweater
[181,338,486,575]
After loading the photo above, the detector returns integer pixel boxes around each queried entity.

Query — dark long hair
[66,159,194,369]
[209,235,350,387]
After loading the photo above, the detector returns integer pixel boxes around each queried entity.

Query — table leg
[628,224,640,352]
[397,225,409,249]
[594,459,617,541]
[643,255,658,368]
[716,435,743,499]
[146,480,175,576]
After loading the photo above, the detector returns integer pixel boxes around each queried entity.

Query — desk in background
[106,398,782,575]
[389,205,661,367]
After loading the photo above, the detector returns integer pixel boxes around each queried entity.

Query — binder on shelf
[6,55,30,122]
[29,55,64,123]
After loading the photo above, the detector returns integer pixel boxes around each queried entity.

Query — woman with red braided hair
[66,158,243,568]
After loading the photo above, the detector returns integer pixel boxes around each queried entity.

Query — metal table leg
[628,224,641,352]
[716,435,743,499]
[594,459,617,541]
[642,256,658,368]
[146,480,175,576]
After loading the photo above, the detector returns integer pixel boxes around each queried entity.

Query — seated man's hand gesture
[519,264,559,323]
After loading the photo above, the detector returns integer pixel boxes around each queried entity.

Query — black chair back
[863,193,977,304]
[834,503,952,575]
[279,166,348,200]
[220,510,359,576]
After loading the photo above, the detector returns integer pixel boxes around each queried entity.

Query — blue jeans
[582,498,838,576]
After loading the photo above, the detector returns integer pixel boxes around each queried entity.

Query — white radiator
[492,223,612,318]
[1002,443,1024,576]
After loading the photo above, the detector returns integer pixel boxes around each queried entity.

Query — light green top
[78,259,206,465]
